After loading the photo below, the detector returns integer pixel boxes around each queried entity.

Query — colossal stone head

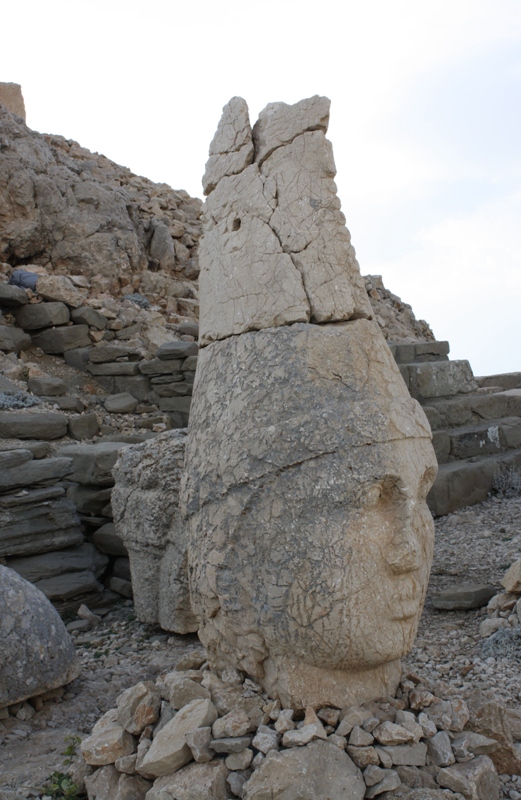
[182,96,437,709]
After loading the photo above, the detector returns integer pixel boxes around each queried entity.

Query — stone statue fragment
[182,96,437,709]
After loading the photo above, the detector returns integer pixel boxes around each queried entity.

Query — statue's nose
[384,499,422,574]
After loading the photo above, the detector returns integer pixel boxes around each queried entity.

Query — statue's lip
[388,577,422,619]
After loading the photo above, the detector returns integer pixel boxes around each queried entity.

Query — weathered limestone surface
[0,565,80,708]
[183,322,437,708]
[183,96,437,709]
[198,96,372,346]
[0,82,26,120]
[112,429,197,633]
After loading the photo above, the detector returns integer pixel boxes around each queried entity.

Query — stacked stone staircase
[388,341,521,516]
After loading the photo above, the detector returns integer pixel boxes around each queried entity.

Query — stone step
[399,359,477,401]
[432,416,521,464]
[424,389,521,430]
[427,447,521,516]
[476,372,521,391]
[388,340,450,364]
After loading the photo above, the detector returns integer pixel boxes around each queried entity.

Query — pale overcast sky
[3,0,521,376]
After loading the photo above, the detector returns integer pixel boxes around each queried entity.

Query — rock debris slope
[182,96,438,710]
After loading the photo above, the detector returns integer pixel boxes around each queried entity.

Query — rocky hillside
[0,102,433,343]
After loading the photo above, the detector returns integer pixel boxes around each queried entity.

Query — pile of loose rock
[80,660,504,800]
[480,557,521,646]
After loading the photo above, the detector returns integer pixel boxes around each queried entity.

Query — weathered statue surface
[182,95,438,708]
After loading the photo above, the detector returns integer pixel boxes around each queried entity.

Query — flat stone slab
[0,411,68,439]
[0,494,83,558]
[15,301,69,330]
[7,542,108,583]
[432,583,497,610]
[0,284,28,307]
[157,340,198,360]
[32,324,91,353]
[0,565,80,708]
[104,393,139,413]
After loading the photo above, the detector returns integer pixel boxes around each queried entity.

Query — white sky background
[3,0,521,375]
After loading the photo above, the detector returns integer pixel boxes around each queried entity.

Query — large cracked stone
[183,96,437,710]
[198,95,372,346]
[112,430,196,633]
[0,565,80,708]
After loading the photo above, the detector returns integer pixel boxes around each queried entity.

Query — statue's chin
[261,654,403,710]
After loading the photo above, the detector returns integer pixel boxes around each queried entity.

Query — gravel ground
[1,494,521,798]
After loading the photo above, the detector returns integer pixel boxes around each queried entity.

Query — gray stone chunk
[0,375,20,394]
[104,392,139,413]
[67,484,112,515]
[158,396,191,413]
[0,411,68,440]
[89,344,140,363]
[157,340,198,360]
[0,495,82,558]
[93,523,128,556]
[32,324,91,353]
[243,739,365,800]
[64,347,92,371]
[182,355,198,371]
[113,557,131,582]
[35,570,103,600]
[380,744,427,766]
[0,326,31,353]
[427,731,455,767]
[153,381,192,397]
[70,306,107,329]
[7,543,108,583]
[437,754,500,799]
[0,565,80,708]
[68,412,100,441]
[110,576,132,598]
[15,301,69,330]
[139,358,183,375]
[177,321,199,337]
[57,442,130,486]
[0,456,73,491]
[88,361,140,375]
[0,448,33,468]
[0,283,28,307]
[432,583,496,610]
[28,374,67,396]
[0,485,64,508]
[210,736,252,753]
[114,375,150,401]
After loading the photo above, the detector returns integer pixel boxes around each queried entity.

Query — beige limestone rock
[0,82,26,120]
[116,681,161,735]
[36,275,89,307]
[212,709,250,739]
[167,674,211,709]
[81,709,136,765]
[253,94,330,165]
[198,95,372,346]
[145,760,229,800]
[437,754,500,799]
[202,97,254,195]
[85,765,151,799]
[243,740,365,799]
[501,559,521,592]
[186,726,213,763]
[137,698,217,777]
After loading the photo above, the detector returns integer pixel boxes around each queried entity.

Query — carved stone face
[276,435,438,671]
[184,322,438,702]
